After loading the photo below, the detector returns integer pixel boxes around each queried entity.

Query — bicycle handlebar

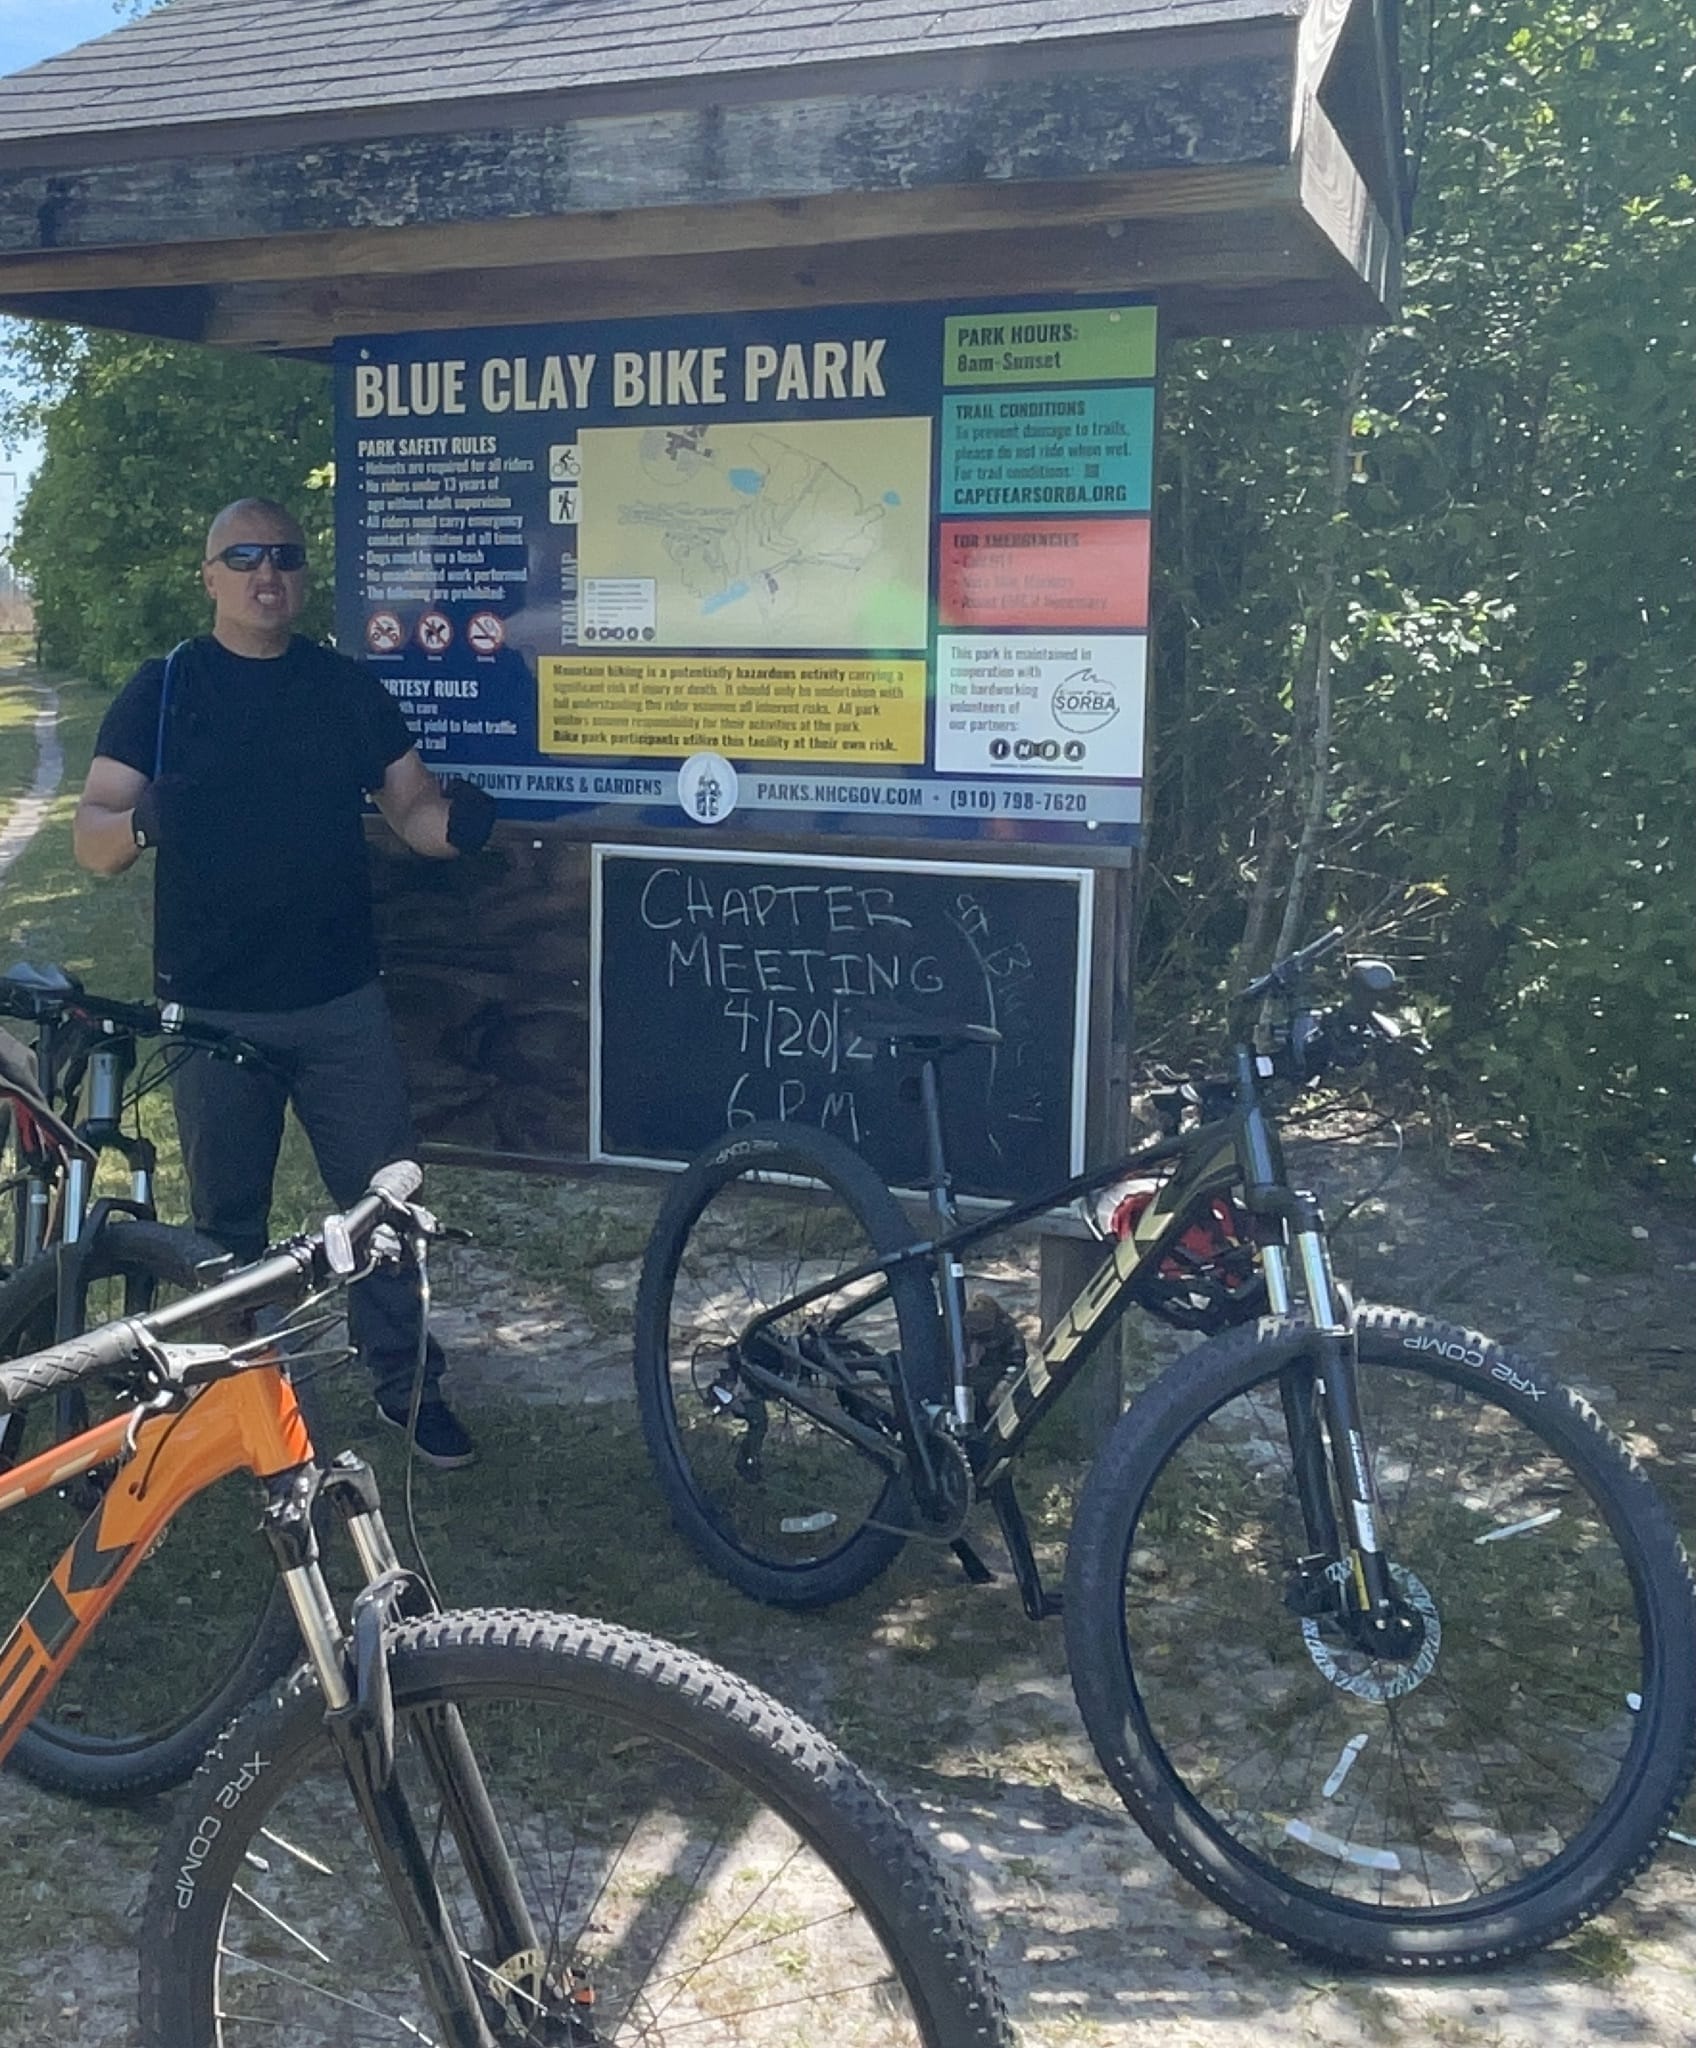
[0,1160,425,1416]
[1141,945,1421,1130]
[0,973,278,1072]
[1235,927,1345,1006]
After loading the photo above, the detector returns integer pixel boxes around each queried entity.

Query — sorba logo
[1051,668,1119,734]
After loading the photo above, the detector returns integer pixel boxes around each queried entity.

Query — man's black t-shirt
[95,635,414,1011]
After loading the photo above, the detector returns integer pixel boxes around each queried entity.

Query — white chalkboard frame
[589,842,1095,1193]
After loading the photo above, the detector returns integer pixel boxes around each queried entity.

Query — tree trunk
[1270,328,1373,964]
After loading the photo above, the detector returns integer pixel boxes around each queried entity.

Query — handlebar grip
[367,1159,423,1207]
[0,1316,147,1416]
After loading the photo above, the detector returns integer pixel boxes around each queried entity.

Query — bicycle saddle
[853,1006,1002,1056]
[1,962,84,998]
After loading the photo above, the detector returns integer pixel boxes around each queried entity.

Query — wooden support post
[1039,1229,1123,1454]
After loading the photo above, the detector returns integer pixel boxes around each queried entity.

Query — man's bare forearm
[74,802,143,876]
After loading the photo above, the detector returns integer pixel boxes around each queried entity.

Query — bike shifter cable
[397,1228,445,1612]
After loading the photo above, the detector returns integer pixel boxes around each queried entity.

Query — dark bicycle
[635,932,1696,1968]
[0,960,318,1798]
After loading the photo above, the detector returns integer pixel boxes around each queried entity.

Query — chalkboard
[591,847,1093,1202]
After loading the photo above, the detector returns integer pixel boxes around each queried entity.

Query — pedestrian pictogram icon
[365,610,404,653]
[416,611,453,654]
[467,611,506,654]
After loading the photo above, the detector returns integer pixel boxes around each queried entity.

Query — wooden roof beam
[0,168,1289,299]
[0,52,1292,263]
[190,211,1371,354]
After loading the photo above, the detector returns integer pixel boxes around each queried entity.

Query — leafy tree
[6,331,332,683]
[1143,0,1696,1184]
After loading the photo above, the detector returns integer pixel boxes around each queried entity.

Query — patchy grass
[1560,1921,1636,1984]
[1525,1176,1652,1277]
[434,1168,658,1321]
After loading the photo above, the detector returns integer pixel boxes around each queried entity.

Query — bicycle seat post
[916,1057,955,1230]
[915,1054,972,1426]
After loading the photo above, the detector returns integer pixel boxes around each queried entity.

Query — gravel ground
[4,1130,1696,2047]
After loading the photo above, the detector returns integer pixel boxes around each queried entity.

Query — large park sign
[336,296,1156,846]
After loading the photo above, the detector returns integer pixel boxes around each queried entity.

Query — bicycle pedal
[950,1536,996,1585]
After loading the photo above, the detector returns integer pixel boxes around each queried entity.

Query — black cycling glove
[130,774,196,851]
[443,777,498,854]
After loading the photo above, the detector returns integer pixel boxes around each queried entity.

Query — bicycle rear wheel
[139,1609,1011,2046]
[1064,1306,1696,1968]
[0,1220,314,1800]
[635,1122,945,1608]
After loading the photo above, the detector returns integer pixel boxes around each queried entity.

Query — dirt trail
[0,672,63,883]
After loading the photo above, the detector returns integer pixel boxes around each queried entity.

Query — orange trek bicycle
[0,1162,1009,2047]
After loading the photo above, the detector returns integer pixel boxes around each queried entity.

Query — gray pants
[170,978,443,1410]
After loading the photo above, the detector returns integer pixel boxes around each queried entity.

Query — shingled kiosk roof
[0,0,1405,354]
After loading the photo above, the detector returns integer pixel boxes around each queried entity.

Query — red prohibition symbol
[467,610,506,654]
[365,610,404,653]
[416,611,454,654]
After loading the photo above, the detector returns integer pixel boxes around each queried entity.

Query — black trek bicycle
[635,932,1696,1969]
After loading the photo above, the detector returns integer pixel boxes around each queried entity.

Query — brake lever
[394,1201,471,1246]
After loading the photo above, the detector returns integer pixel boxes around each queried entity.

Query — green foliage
[6,330,333,684]
[1144,0,1696,1186]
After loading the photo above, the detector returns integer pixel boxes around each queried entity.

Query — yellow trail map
[576,418,932,651]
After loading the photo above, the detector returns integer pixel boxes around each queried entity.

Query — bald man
[74,497,495,1466]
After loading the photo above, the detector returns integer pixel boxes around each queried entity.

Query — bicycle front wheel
[1064,1306,1696,1969]
[0,1220,311,1800]
[139,1609,1010,2046]
[635,1123,944,1608]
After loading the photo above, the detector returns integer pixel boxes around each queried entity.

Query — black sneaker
[376,1395,477,1469]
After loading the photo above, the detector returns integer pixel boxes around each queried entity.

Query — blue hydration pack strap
[153,639,191,780]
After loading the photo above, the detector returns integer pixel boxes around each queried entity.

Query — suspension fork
[1283,1202,1399,1631]
[323,1457,546,1973]
[265,1462,503,2048]
[1237,1061,1398,1635]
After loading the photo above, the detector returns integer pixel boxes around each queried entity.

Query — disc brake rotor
[1299,1563,1441,1704]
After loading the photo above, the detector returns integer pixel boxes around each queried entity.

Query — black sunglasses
[207,542,308,572]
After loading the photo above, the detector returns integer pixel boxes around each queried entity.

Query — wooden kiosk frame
[0,0,1407,1201]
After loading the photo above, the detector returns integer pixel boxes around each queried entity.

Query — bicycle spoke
[208,1689,938,2043]
[1117,1352,1655,1915]
[659,1169,901,1571]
